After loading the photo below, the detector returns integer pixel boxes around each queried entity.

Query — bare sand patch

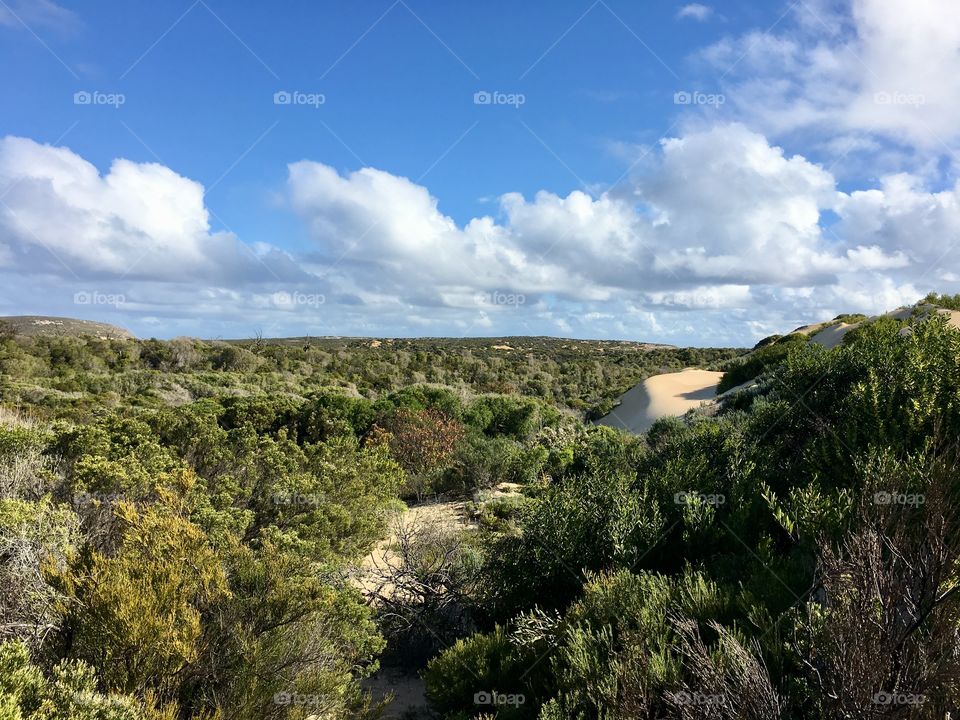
[596,368,723,434]
[357,499,474,718]
[363,667,427,718]
[357,500,473,594]
[807,322,856,349]
[936,308,960,329]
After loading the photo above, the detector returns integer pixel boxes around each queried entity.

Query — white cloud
[0,136,303,283]
[835,173,960,275]
[3,127,958,344]
[286,123,948,341]
[0,0,79,33]
[677,4,713,21]
[700,0,960,150]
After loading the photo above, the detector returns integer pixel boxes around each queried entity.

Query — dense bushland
[0,361,578,718]
[422,310,960,718]
[2,304,959,718]
[0,331,739,420]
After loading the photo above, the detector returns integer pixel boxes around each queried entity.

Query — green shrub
[717,333,807,393]
[0,639,175,719]
[424,627,531,719]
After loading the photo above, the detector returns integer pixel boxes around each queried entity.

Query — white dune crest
[596,368,723,434]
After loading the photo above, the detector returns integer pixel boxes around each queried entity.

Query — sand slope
[597,369,723,434]
[807,322,856,349]
[806,307,960,348]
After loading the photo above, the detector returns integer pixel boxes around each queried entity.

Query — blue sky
[1,0,958,344]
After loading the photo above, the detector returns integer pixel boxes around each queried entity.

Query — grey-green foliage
[0,639,166,720]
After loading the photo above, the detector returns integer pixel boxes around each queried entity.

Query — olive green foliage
[0,389,412,718]
[51,496,229,697]
[0,334,739,420]
[4,305,960,719]
[0,639,176,720]
[424,626,533,719]
[425,308,960,718]
[716,332,808,393]
[0,332,600,718]
[921,291,960,310]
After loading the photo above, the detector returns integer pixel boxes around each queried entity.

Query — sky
[0,0,959,345]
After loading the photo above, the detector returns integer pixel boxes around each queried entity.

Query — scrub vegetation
[2,300,960,718]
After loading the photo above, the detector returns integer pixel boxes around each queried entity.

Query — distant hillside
[228,335,677,352]
[0,315,134,340]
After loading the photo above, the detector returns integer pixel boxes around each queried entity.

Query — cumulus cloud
[0,136,304,283]
[700,0,960,150]
[835,174,960,280]
[2,126,957,344]
[289,124,912,301]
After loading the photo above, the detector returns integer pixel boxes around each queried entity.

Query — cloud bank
[0,120,950,344]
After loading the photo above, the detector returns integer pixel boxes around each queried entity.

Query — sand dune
[807,307,960,348]
[807,322,856,349]
[597,368,723,434]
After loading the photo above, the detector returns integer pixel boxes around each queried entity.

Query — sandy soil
[807,322,856,349]
[805,306,960,349]
[793,320,830,336]
[363,667,427,718]
[935,308,960,329]
[596,368,723,434]
[885,306,916,322]
[356,498,477,718]
[356,500,473,597]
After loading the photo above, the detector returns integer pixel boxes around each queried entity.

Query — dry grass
[0,406,35,429]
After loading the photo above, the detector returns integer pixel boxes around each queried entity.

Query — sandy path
[357,499,475,718]
[356,500,472,598]
[596,368,723,434]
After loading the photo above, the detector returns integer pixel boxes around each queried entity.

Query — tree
[51,494,228,699]
[370,408,465,501]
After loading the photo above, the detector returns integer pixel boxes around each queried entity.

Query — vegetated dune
[800,305,960,349]
[0,315,134,339]
[596,368,723,434]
